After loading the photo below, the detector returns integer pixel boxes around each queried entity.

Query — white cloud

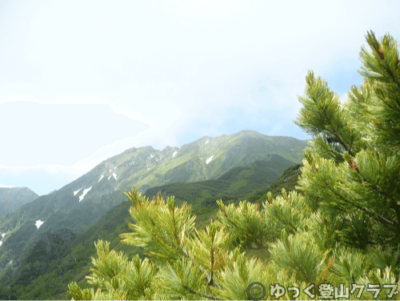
[0,102,149,166]
[0,0,399,193]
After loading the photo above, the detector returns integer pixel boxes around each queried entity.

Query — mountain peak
[0,131,308,283]
[0,187,39,219]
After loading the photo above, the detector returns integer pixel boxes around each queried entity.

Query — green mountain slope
[0,160,303,300]
[0,130,308,286]
[243,163,303,204]
[145,154,295,226]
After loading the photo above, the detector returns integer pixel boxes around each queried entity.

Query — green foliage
[6,30,397,300]
[1,160,302,300]
[68,31,400,300]
[296,31,400,248]
[268,229,331,283]
[216,199,266,249]
[68,184,400,300]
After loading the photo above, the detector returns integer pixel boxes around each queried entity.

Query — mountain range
[0,130,308,299]
[0,188,38,220]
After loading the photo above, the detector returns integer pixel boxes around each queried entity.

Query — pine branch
[292,255,312,283]
[364,181,400,217]
[272,207,297,233]
[166,209,222,290]
[209,245,214,286]
[317,103,354,156]
[182,284,221,300]
[180,243,221,289]
[370,34,400,90]
[328,185,396,229]
[221,210,242,232]
[348,165,400,230]
[348,133,355,155]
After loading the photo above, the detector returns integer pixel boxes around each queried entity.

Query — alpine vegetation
[68,31,400,300]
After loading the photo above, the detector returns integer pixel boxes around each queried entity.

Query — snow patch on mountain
[73,188,82,196]
[1,233,6,238]
[150,154,154,158]
[173,151,178,158]
[79,187,92,202]
[35,220,44,229]
[108,175,111,180]
[0,241,2,246]
[98,175,104,182]
[206,155,214,164]
[113,173,117,180]
[205,140,209,144]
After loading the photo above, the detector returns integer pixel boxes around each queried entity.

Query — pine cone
[350,161,359,173]
[222,211,227,217]
[379,51,384,59]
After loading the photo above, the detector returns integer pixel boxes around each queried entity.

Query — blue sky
[0,0,399,195]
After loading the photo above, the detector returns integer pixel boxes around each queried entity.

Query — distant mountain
[0,187,39,219]
[0,130,308,288]
[1,160,304,300]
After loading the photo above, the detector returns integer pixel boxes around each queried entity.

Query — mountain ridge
[0,130,309,288]
[0,159,304,299]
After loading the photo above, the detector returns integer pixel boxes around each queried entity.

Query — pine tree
[68,31,400,300]
[294,30,400,249]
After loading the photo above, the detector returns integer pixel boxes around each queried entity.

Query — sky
[0,0,399,196]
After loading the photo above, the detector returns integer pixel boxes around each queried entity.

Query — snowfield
[35,220,44,229]
[79,187,92,202]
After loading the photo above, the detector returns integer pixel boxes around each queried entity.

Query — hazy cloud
[0,0,399,193]
[0,101,149,166]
